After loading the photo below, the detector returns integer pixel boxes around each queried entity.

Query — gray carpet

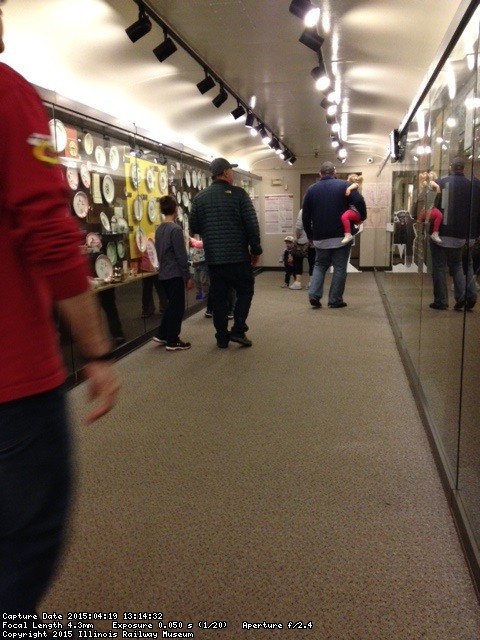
[42,272,479,639]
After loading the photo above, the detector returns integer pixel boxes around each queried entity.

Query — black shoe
[230,334,253,347]
[205,310,213,318]
[328,302,347,308]
[429,302,448,310]
[165,340,191,351]
[466,298,476,310]
[454,300,465,311]
[309,298,321,308]
[217,340,229,349]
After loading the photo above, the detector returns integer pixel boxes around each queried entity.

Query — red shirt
[0,63,90,403]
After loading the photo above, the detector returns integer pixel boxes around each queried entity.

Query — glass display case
[375,6,480,589]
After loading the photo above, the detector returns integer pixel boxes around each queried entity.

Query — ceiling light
[289,0,313,19]
[299,28,324,53]
[337,147,347,160]
[331,122,341,134]
[327,104,337,116]
[125,4,152,43]
[196,71,216,94]
[288,155,297,165]
[311,64,330,91]
[282,150,293,161]
[320,97,329,109]
[245,112,256,128]
[231,103,246,120]
[260,127,272,144]
[212,86,228,108]
[153,31,177,62]
[326,113,336,125]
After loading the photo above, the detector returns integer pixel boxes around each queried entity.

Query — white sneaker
[341,233,353,244]
[289,282,302,290]
[431,232,442,243]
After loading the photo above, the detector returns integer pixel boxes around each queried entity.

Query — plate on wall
[185,169,191,187]
[109,146,120,171]
[135,228,147,252]
[72,191,89,218]
[146,167,155,192]
[159,171,168,193]
[176,190,182,204]
[133,195,144,222]
[130,163,142,190]
[95,254,113,280]
[86,232,102,250]
[102,174,115,204]
[48,118,67,153]
[106,241,117,265]
[117,240,126,259]
[66,167,79,190]
[100,211,111,232]
[148,198,158,223]
[80,163,91,189]
[146,238,158,268]
[117,217,129,233]
[192,170,197,189]
[83,133,94,155]
[95,145,106,167]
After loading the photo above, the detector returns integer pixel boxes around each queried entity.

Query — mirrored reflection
[380,7,480,554]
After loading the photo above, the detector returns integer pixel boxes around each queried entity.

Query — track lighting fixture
[231,103,246,120]
[125,3,152,42]
[326,113,336,125]
[289,0,320,26]
[153,30,177,62]
[245,112,256,128]
[288,155,297,165]
[311,63,330,91]
[259,127,271,144]
[282,150,293,161]
[212,86,228,108]
[196,70,216,94]
[299,28,324,53]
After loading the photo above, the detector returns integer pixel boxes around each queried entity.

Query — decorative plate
[159,171,168,193]
[95,145,106,167]
[106,241,117,265]
[171,185,176,195]
[109,146,120,171]
[146,167,155,192]
[177,191,182,204]
[148,198,157,223]
[100,211,111,232]
[201,172,207,189]
[192,170,197,189]
[133,195,144,222]
[185,169,191,187]
[83,133,94,155]
[136,228,147,253]
[86,232,102,249]
[95,254,113,280]
[117,240,126,259]
[48,118,67,153]
[102,174,115,204]
[117,217,129,233]
[146,238,158,269]
[130,163,142,190]
[182,191,189,207]
[80,164,91,189]
[72,191,89,218]
[66,167,79,190]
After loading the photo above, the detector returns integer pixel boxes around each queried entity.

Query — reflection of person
[302,161,367,309]
[98,288,126,345]
[153,195,193,350]
[295,208,315,286]
[340,174,361,244]
[189,236,210,301]
[0,4,119,615]
[429,157,480,310]
[190,157,263,348]
[424,175,443,243]
[139,248,164,318]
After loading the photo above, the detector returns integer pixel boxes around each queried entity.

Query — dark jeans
[0,386,71,613]
[430,241,477,307]
[98,288,124,340]
[309,244,351,305]
[157,277,186,343]
[141,274,165,314]
[208,262,254,341]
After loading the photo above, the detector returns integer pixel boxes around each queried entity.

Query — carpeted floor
[41,271,480,639]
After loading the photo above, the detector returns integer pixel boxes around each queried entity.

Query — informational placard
[264,194,294,234]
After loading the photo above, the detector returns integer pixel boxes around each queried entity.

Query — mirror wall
[376,7,480,582]
[42,97,261,380]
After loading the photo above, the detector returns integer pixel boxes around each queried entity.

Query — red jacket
[0,63,90,403]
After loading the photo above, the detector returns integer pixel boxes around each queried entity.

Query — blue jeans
[308,245,351,305]
[430,241,477,307]
[0,386,71,613]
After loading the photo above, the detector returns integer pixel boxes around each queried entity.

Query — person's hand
[251,254,260,267]
[82,361,120,424]
[287,256,293,265]
[186,277,194,290]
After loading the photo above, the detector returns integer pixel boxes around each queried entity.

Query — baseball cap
[320,161,336,175]
[210,157,238,177]
[284,235,295,242]
[450,156,465,171]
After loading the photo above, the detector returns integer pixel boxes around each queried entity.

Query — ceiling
[1,0,467,172]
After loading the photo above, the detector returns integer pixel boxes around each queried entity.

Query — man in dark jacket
[429,157,480,310]
[302,161,367,308]
[190,157,263,348]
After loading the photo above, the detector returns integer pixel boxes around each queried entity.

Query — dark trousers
[98,288,124,340]
[208,262,254,341]
[157,277,186,343]
[0,386,71,613]
[142,274,165,314]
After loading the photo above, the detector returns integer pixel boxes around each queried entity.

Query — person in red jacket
[0,2,119,616]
